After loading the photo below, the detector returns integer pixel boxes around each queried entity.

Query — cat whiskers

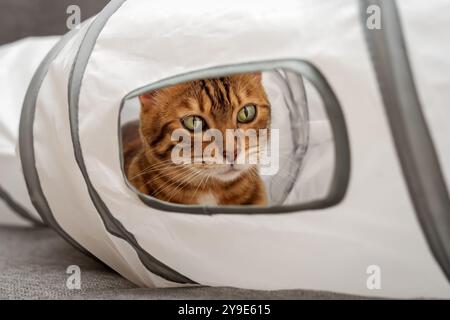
[245,166,261,184]
[167,170,208,203]
[128,159,177,180]
[152,168,204,201]
[142,164,195,188]
[189,171,211,202]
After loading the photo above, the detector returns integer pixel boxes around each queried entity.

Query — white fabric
[0,37,59,225]
[0,0,449,298]
[75,0,449,297]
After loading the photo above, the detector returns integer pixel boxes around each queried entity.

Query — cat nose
[223,149,238,163]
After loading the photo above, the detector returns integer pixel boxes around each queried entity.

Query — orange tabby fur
[123,73,270,206]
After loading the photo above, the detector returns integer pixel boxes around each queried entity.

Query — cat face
[139,73,271,183]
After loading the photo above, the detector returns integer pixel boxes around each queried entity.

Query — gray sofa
[0,0,363,299]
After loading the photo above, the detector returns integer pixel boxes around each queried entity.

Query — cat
[122,73,270,206]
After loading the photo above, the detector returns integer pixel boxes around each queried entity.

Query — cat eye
[182,115,206,131]
[237,104,256,123]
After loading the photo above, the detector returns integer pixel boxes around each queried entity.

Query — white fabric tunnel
[0,0,450,298]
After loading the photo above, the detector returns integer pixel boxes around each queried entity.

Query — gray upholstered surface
[0,0,109,45]
[0,225,366,300]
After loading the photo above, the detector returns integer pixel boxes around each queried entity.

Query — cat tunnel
[0,0,450,298]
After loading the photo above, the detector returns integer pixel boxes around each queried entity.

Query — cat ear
[250,72,262,81]
[139,91,158,110]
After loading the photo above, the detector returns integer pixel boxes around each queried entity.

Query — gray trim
[19,28,91,255]
[361,0,450,281]
[0,184,43,226]
[67,0,195,284]
[266,70,309,205]
[119,59,351,214]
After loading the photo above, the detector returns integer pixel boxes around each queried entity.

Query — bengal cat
[122,73,270,206]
